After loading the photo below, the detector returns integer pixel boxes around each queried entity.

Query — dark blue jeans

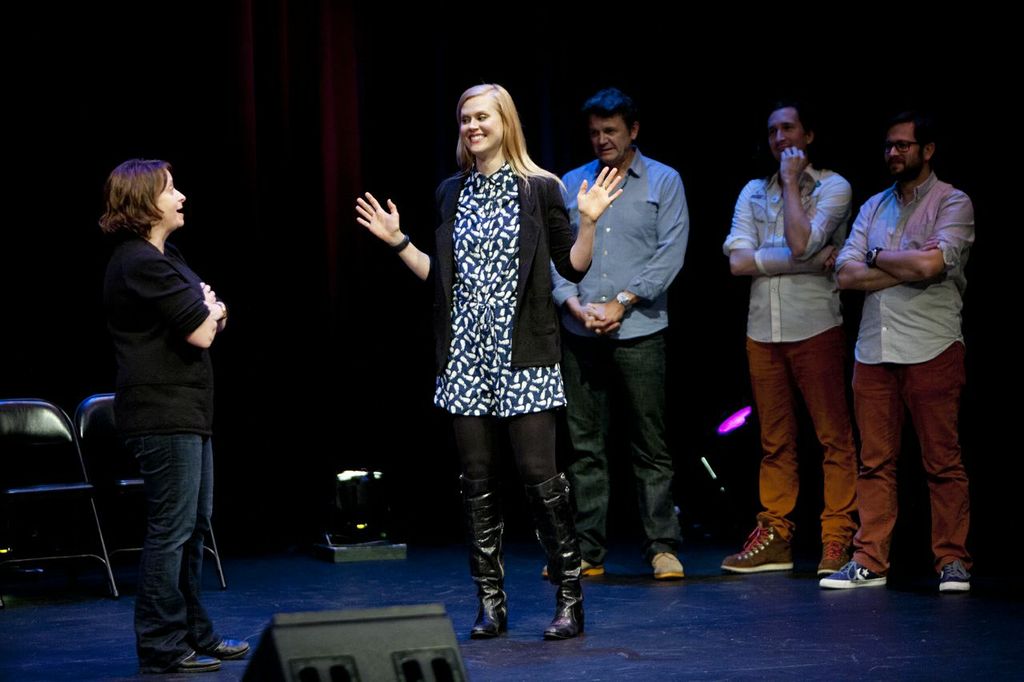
[561,331,681,563]
[127,434,219,673]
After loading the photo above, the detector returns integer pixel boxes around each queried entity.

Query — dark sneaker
[819,560,887,589]
[541,559,604,579]
[817,541,852,576]
[171,652,221,673]
[198,639,250,661]
[721,523,793,573]
[939,559,971,593]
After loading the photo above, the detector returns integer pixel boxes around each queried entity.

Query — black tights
[452,411,557,485]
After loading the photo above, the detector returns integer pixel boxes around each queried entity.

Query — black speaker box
[242,603,467,682]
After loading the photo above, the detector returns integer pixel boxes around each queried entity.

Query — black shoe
[172,652,221,673]
[198,638,251,660]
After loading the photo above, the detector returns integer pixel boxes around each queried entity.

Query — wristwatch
[615,292,633,309]
[865,247,884,268]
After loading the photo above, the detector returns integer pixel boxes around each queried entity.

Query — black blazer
[430,173,587,374]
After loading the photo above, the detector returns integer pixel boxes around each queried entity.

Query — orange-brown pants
[747,326,858,544]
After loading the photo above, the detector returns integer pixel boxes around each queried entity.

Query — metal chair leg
[204,525,227,590]
[88,498,119,599]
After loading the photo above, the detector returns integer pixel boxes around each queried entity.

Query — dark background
[2,4,1012,575]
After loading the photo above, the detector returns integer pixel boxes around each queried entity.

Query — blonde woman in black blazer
[357,83,621,640]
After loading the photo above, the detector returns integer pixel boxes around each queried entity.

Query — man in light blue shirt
[552,88,689,579]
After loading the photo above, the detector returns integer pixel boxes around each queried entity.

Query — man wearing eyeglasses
[721,100,858,578]
[821,111,975,592]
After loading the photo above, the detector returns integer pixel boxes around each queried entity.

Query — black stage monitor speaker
[242,603,467,682]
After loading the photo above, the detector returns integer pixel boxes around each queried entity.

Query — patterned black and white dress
[434,165,566,417]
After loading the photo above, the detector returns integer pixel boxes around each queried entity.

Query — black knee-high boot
[462,476,508,638]
[526,473,584,639]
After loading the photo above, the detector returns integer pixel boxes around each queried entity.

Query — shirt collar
[893,171,938,205]
[467,162,514,190]
[626,146,645,178]
[588,146,645,180]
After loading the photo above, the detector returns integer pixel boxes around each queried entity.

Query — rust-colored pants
[851,342,971,574]
[747,326,858,544]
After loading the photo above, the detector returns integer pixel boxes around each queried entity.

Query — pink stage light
[717,406,752,435]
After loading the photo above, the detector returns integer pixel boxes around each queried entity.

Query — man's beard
[890,159,923,183]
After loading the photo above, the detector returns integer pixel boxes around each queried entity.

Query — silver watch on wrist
[615,292,632,309]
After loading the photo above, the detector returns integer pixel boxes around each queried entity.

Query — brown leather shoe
[721,523,793,573]
[817,542,852,576]
[652,552,684,580]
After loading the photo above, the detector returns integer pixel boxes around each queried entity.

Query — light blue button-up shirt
[723,166,851,343]
[552,149,689,340]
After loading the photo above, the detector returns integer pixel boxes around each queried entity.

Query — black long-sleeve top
[103,237,214,437]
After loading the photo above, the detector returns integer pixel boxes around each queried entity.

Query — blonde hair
[455,84,562,189]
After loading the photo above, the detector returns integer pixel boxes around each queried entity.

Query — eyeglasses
[883,140,920,153]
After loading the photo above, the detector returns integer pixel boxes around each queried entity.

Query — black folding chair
[74,393,227,590]
[0,398,119,608]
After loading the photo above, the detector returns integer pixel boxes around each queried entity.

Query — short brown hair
[98,159,171,237]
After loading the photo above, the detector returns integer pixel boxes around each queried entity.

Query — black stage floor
[1,542,1020,681]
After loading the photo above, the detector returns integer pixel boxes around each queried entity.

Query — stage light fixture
[314,470,406,563]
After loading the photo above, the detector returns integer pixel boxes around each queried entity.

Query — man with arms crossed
[821,111,974,592]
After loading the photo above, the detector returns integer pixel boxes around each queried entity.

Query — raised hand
[355,192,403,245]
[779,147,810,185]
[577,167,624,223]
